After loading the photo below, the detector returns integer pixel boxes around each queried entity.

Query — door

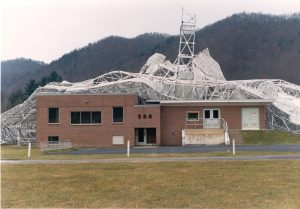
[203,109,221,128]
[135,128,157,145]
[147,128,156,144]
[136,128,147,145]
[242,108,259,130]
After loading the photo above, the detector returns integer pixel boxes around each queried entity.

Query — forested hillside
[1,58,45,111]
[2,12,300,112]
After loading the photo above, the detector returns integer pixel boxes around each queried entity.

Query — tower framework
[172,7,196,79]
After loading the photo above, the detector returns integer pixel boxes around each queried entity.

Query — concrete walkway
[2,154,300,164]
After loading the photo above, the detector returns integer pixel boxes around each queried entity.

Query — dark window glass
[204,110,210,119]
[81,112,91,124]
[48,108,59,123]
[137,128,144,142]
[113,107,123,123]
[213,110,219,119]
[92,112,101,123]
[187,112,199,121]
[71,112,80,124]
[71,111,101,124]
[48,136,59,144]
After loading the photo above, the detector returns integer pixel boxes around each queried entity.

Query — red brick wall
[36,94,160,147]
[259,106,266,129]
[36,94,267,147]
[160,105,267,145]
[130,106,161,145]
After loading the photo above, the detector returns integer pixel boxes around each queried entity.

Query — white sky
[1,0,300,63]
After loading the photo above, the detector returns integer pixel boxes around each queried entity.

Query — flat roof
[36,92,273,106]
[36,92,136,96]
[158,99,273,106]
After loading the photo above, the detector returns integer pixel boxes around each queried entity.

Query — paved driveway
[45,144,300,155]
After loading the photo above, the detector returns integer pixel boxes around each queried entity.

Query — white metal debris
[1,49,300,144]
[1,11,300,144]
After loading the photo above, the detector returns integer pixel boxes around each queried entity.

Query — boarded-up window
[112,136,124,145]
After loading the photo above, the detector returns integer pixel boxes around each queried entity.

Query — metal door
[135,128,147,145]
[203,109,221,128]
[242,108,259,130]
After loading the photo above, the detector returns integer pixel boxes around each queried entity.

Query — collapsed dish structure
[1,13,300,145]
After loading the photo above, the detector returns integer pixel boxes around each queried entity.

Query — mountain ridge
[2,12,300,112]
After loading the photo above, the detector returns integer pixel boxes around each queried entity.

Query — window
[204,110,210,119]
[187,112,199,121]
[213,110,219,119]
[203,109,221,129]
[113,107,123,123]
[92,112,101,123]
[71,112,80,124]
[204,109,220,119]
[70,111,101,124]
[81,112,91,124]
[48,108,59,123]
[48,136,59,144]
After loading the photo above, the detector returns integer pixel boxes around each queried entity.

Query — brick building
[2,12,298,147]
[36,93,271,147]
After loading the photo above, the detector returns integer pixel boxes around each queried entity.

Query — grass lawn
[242,130,300,144]
[2,161,300,208]
[1,144,300,160]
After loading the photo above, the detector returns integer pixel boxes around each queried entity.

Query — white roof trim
[159,99,273,106]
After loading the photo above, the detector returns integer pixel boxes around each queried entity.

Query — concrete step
[184,128,225,145]
[185,128,224,135]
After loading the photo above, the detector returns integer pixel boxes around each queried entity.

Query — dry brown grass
[2,161,300,208]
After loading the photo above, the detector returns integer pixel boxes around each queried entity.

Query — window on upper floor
[113,107,123,123]
[71,112,80,124]
[91,111,101,123]
[81,112,91,124]
[48,108,59,124]
[70,111,101,124]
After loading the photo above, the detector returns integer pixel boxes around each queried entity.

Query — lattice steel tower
[175,7,196,68]
[168,5,196,80]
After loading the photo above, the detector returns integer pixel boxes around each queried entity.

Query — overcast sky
[1,0,300,63]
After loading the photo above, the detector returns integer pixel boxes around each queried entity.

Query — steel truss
[2,12,300,144]
[2,60,300,144]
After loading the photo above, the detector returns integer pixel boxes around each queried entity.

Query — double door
[203,109,221,128]
[135,128,156,145]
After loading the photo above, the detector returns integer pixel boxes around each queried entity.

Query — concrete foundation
[183,128,225,145]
